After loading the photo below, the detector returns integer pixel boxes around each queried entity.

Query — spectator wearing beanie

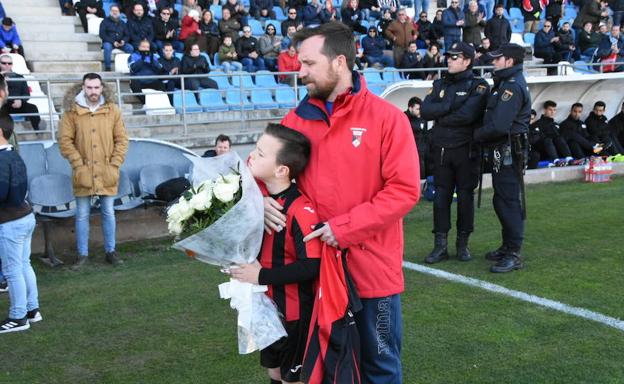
[0,18,24,57]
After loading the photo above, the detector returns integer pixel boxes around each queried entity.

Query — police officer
[405,96,430,179]
[474,43,531,273]
[421,42,490,264]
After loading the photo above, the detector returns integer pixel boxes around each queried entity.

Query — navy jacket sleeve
[534,31,551,51]
[421,80,452,120]
[437,80,489,126]
[474,82,524,142]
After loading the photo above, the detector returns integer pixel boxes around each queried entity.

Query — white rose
[168,220,183,235]
[189,188,213,211]
[176,198,195,221]
[167,201,184,223]
[223,173,241,187]
[213,180,239,203]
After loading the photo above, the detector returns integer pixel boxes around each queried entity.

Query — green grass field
[1,178,623,383]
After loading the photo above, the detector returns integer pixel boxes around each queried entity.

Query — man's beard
[302,69,340,101]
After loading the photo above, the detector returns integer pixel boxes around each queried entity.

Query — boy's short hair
[264,123,310,179]
[543,100,557,109]
[215,134,231,146]
[571,102,583,110]
[0,110,15,140]
[408,96,422,108]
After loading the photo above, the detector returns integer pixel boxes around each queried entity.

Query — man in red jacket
[264,21,421,384]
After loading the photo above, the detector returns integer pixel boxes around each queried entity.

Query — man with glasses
[0,55,40,131]
[534,21,561,75]
[416,12,433,47]
[421,42,489,264]
[414,0,430,21]
[281,7,303,37]
[442,0,465,51]
[362,26,394,68]
[99,5,134,72]
[153,6,184,54]
[474,43,531,273]
[236,27,266,72]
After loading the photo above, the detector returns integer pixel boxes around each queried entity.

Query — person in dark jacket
[127,3,155,50]
[613,0,624,29]
[236,26,266,72]
[473,44,531,273]
[531,100,573,162]
[219,8,242,42]
[545,0,563,33]
[153,6,184,54]
[442,1,465,51]
[573,0,605,31]
[586,101,624,154]
[128,39,165,104]
[99,5,134,71]
[463,1,485,47]
[416,11,433,47]
[181,42,218,99]
[421,42,489,264]
[250,0,276,19]
[362,27,393,67]
[75,0,105,33]
[400,41,425,79]
[596,25,624,71]
[198,10,220,59]
[158,43,181,102]
[358,0,382,21]
[222,0,248,26]
[0,55,40,131]
[430,9,445,47]
[578,21,601,57]
[608,102,624,148]
[281,8,303,37]
[485,4,511,50]
[303,0,323,27]
[559,103,604,158]
[319,0,340,23]
[342,0,368,34]
[534,21,562,75]
[0,104,41,334]
[405,96,430,178]
[556,22,576,62]
[522,0,542,33]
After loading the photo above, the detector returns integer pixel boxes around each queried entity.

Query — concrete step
[30,61,102,73]
[4,0,57,6]
[20,31,102,44]
[9,15,76,25]
[2,6,60,17]
[27,51,103,62]
[23,41,90,54]
[17,23,76,34]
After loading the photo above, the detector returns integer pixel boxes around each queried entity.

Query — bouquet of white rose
[168,152,287,354]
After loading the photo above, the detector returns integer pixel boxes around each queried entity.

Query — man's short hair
[215,134,231,146]
[583,21,593,27]
[543,100,557,109]
[531,109,537,116]
[571,102,583,110]
[110,4,120,12]
[408,96,422,108]
[562,22,570,26]
[82,72,102,84]
[495,3,504,8]
[292,21,356,69]
[264,123,311,179]
[2,18,13,27]
[594,101,606,109]
[0,109,14,140]
[163,42,173,49]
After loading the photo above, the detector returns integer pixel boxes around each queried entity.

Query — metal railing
[7,61,620,141]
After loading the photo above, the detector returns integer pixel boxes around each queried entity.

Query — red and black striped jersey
[258,183,322,322]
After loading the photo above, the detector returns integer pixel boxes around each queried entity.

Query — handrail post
[181,74,187,136]
[239,72,245,131]
[46,79,55,141]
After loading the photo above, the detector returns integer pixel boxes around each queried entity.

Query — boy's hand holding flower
[230,260,262,285]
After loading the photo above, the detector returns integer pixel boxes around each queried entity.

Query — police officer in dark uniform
[405,96,430,179]
[474,43,531,273]
[421,42,490,264]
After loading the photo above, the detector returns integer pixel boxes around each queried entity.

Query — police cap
[445,42,475,60]
[488,43,525,63]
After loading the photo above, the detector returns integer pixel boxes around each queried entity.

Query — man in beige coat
[59,73,128,268]
[385,8,416,68]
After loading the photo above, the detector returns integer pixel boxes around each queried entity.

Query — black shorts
[260,319,309,383]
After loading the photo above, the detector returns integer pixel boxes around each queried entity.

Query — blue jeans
[354,294,403,384]
[0,213,38,319]
[414,0,430,18]
[241,57,266,72]
[613,11,624,28]
[481,0,495,19]
[75,196,116,256]
[365,54,395,68]
[102,41,134,70]
[221,61,243,73]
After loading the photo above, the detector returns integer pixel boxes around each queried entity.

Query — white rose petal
[190,188,213,211]
[213,181,238,203]
[167,202,184,223]
[168,220,183,235]
[176,198,195,221]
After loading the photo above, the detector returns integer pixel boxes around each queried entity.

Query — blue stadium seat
[45,143,72,178]
[113,170,144,211]
[509,7,522,19]
[382,67,402,83]
[524,32,535,46]
[174,3,182,16]
[275,88,297,108]
[248,19,264,36]
[363,68,388,85]
[564,6,577,20]
[273,6,286,20]
[209,70,233,89]
[173,91,203,113]
[19,143,46,184]
[254,70,282,89]
[201,52,221,71]
[250,89,279,109]
[225,90,254,110]
[139,164,179,197]
[509,7,524,33]
[199,89,229,112]
[231,71,255,88]
[28,174,76,219]
[10,114,25,121]
[103,1,113,16]
[297,86,308,101]
[210,5,222,20]
[174,52,183,60]
[369,85,385,96]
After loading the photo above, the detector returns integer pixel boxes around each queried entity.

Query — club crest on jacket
[350,127,367,147]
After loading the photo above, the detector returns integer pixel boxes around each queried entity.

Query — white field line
[402,261,624,332]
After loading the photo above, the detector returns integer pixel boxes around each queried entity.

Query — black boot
[490,252,524,273]
[456,232,472,262]
[485,246,508,261]
[105,251,124,266]
[425,233,449,264]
